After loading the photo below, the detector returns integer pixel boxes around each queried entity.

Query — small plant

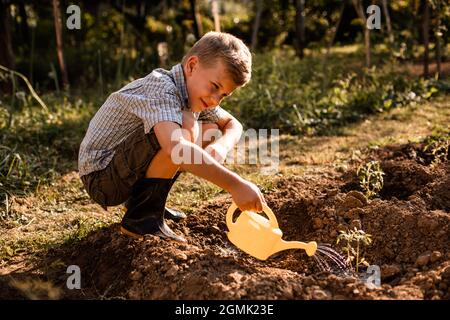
[336,227,372,273]
[0,146,28,180]
[423,133,450,166]
[357,160,384,198]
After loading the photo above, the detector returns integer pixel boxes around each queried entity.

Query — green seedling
[357,160,384,199]
[423,133,449,167]
[336,227,372,273]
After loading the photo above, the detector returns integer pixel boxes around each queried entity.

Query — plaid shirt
[78,63,223,177]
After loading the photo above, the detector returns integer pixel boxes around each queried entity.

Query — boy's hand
[230,179,266,212]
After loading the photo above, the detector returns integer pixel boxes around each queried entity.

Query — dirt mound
[125,140,450,300]
[3,141,449,300]
[369,142,448,165]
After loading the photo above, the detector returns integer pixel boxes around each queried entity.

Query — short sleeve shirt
[78,64,223,176]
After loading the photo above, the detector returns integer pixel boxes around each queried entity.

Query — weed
[357,160,384,199]
[423,132,450,166]
[0,192,29,226]
[0,146,29,180]
[67,217,112,242]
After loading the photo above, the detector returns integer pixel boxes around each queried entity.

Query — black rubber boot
[165,207,187,221]
[120,177,186,242]
[123,172,187,221]
[164,171,187,221]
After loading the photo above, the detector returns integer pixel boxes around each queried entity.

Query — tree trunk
[18,0,29,45]
[0,0,14,94]
[211,0,220,32]
[326,0,346,56]
[294,0,306,59]
[436,34,441,78]
[435,1,442,78]
[251,0,263,51]
[189,0,203,39]
[52,0,69,88]
[0,1,14,69]
[321,1,346,92]
[381,0,394,44]
[422,0,430,78]
[352,0,371,67]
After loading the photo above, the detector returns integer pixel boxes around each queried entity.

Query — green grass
[0,95,95,192]
[223,47,448,135]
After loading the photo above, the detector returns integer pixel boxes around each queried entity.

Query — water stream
[312,243,353,276]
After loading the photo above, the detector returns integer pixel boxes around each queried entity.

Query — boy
[78,32,266,242]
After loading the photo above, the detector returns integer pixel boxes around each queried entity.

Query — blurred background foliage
[1,0,448,90]
[0,0,449,136]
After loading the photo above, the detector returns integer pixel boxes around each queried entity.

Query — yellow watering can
[226,202,317,260]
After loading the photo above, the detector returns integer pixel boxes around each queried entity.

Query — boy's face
[183,56,239,113]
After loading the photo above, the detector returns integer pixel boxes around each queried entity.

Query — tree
[293,0,306,59]
[326,0,346,56]
[0,0,14,94]
[189,0,203,39]
[251,0,264,51]
[0,0,14,70]
[422,0,430,78]
[352,0,371,67]
[433,0,443,78]
[18,0,29,46]
[381,0,394,45]
[52,0,69,88]
[211,0,220,32]
[321,1,346,91]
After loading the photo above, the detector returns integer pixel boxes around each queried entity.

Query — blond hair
[182,31,252,86]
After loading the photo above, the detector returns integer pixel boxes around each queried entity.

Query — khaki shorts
[81,128,161,210]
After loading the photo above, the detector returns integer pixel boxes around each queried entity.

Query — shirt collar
[171,63,190,111]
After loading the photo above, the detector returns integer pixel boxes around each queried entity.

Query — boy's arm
[153,121,265,212]
[205,108,243,163]
[214,108,243,151]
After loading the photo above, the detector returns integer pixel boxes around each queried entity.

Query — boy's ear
[185,56,199,76]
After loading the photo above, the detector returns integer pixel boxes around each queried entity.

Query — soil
[1,141,449,300]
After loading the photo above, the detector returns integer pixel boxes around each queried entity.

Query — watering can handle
[226,202,279,229]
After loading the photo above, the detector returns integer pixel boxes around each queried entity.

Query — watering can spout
[272,239,318,257]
